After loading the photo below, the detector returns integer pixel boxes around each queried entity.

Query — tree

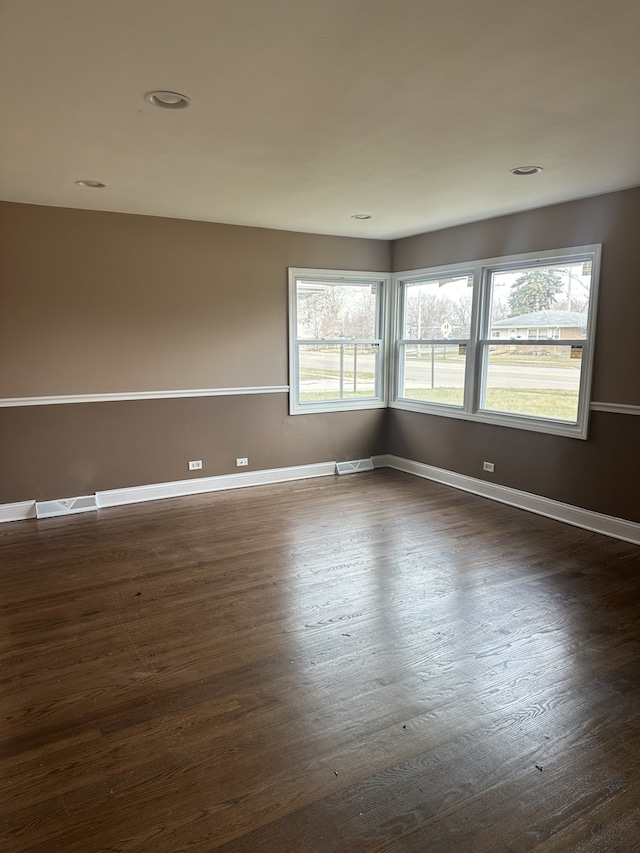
[405,291,450,338]
[298,284,378,340]
[553,267,590,313]
[298,286,346,339]
[446,292,472,334]
[508,270,563,316]
[343,286,376,339]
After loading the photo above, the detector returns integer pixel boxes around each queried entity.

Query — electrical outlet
[236,457,248,467]
[483,461,495,473]
[188,460,203,471]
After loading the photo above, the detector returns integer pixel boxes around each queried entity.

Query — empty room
[1,1,640,851]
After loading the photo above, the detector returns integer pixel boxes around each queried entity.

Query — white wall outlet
[483,461,495,473]
[188,460,203,471]
[236,457,249,467]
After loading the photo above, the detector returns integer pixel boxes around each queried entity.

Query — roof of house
[492,310,588,328]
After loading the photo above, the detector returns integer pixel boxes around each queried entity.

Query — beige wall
[0,202,389,502]
[390,187,640,523]
[0,396,387,503]
[1,191,638,523]
[0,203,389,397]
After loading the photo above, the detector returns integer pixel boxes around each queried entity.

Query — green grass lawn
[299,366,376,401]
[300,367,375,380]
[404,387,579,419]
[300,385,579,420]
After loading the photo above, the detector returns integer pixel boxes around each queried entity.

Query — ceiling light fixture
[75,180,107,188]
[510,166,543,176]
[145,90,191,109]
[351,213,372,220]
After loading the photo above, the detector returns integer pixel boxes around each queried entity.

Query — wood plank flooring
[1,470,640,852]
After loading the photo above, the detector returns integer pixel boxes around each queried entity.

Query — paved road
[300,351,580,391]
[404,358,580,390]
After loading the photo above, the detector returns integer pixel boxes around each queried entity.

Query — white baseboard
[0,500,37,523]
[96,461,336,509]
[0,462,336,522]
[372,454,640,546]
[3,457,638,547]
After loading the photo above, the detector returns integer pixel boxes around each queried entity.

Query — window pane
[297,281,378,339]
[400,342,466,406]
[489,261,591,338]
[298,343,379,403]
[403,274,473,340]
[481,344,582,421]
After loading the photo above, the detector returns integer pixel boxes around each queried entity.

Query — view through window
[398,272,473,408]
[480,260,593,422]
[289,248,599,437]
[289,271,387,414]
[394,246,600,437]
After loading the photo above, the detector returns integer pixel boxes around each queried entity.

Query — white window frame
[391,245,601,439]
[288,268,389,415]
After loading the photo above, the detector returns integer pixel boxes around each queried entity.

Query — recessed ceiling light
[145,90,191,109]
[351,213,372,220]
[510,166,543,176]
[75,180,107,188]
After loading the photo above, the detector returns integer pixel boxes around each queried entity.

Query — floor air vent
[36,495,98,519]
[335,458,375,476]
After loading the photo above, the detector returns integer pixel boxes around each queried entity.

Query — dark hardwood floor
[1,470,640,852]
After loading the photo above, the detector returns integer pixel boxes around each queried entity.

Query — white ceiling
[2,0,639,239]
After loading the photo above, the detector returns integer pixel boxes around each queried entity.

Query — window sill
[289,399,387,416]
[389,398,588,439]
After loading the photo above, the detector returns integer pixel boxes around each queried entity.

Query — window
[393,245,601,438]
[289,269,388,414]
[395,271,474,409]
